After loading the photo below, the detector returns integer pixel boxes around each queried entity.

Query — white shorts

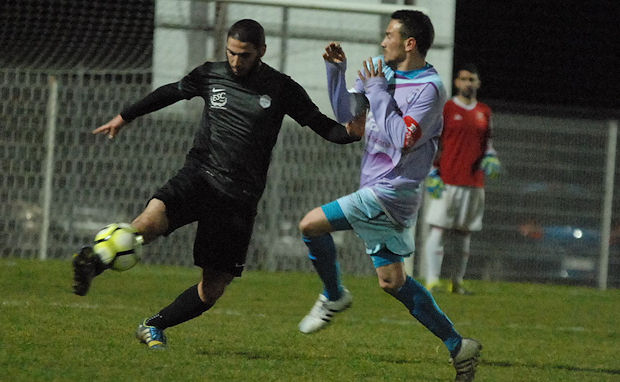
[424,185,484,232]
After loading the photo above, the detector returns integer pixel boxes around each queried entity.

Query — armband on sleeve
[403,116,422,149]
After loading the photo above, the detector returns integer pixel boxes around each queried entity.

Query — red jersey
[438,97,492,188]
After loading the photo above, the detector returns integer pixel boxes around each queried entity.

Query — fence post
[39,75,58,260]
[213,2,228,60]
[599,119,617,290]
[279,6,289,72]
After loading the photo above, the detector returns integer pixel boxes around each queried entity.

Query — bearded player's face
[454,70,481,98]
[226,37,266,77]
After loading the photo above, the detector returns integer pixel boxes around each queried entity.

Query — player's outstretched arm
[92,114,127,139]
[93,82,189,140]
[324,42,363,123]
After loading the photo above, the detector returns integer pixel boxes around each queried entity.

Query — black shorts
[153,165,257,277]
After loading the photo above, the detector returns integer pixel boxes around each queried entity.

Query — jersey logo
[210,88,227,109]
[403,115,422,149]
[259,95,272,109]
[454,114,463,120]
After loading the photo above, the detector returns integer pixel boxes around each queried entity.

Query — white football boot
[298,288,352,334]
[451,338,482,382]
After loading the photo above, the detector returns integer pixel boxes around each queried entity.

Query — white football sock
[453,232,471,283]
[424,226,445,285]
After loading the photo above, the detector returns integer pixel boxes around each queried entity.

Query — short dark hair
[455,63,480,77]
[390,10,434,56]
[227,19,265,48]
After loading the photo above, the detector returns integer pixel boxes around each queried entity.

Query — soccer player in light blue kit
[297,10,481,381]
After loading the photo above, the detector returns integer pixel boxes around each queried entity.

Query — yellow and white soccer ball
[93,223,143,271]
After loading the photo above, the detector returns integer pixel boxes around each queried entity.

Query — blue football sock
[394,276,462,356]
[303,234,342,300]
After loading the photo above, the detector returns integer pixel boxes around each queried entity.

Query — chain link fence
[1,0,618,287]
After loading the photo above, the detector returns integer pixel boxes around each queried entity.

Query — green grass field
[1,258,618,381]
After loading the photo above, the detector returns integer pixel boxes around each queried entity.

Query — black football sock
[145,284,213,330]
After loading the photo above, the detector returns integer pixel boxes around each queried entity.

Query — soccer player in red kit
[423,63,500,294]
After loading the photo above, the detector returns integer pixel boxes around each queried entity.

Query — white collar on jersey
[452,96,478,110]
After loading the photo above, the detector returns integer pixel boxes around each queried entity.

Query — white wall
[152,0,455,113]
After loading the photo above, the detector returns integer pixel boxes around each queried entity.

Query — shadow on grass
[484,360,620,376]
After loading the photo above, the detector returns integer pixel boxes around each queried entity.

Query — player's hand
[481,154,501,179]
[425,168,445,198]
[346,112,366,139]
[323,42,346,64]
[92,114,127,139]
[358,57,384,83]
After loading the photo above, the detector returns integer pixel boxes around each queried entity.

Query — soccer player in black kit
[72,19,360,349]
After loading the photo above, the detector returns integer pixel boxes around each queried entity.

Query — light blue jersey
[326,56,446,227]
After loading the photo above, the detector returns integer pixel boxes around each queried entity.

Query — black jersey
[121,61,356,204]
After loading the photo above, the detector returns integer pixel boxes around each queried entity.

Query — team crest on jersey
[259,95,272,109]
[210,88,227,109]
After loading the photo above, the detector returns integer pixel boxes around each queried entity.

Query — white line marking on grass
[1,300,266,317]
[379,317,414,326]
[2,300,31,307]
[48,302,111,310]
[211,308,266,318]
[0,300,591,334]
[505,323,587,333]
[558,326,586,332]
[360,317,592,334]
[2,299,131,311]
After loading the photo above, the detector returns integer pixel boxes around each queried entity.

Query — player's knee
[199,270,233,304]
[378,276,405,295]
[299,215,319,237]
[199,282,225,304]
[430,225,445,235]
[299,208,329,237]
[131,202,168,243]
[377,267,406,295]
[298,218,310,236]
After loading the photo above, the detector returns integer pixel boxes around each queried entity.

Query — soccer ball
[93,223,143,271]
